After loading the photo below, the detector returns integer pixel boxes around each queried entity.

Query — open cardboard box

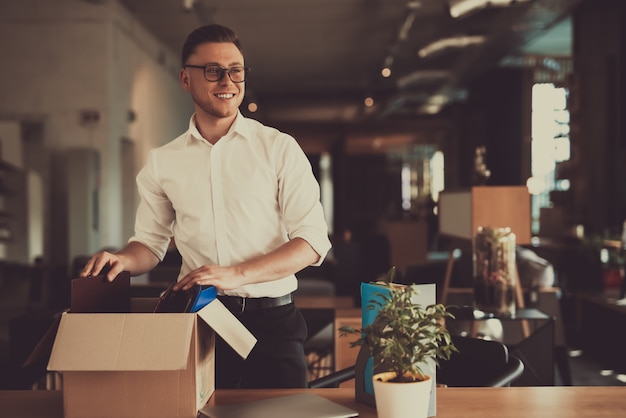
[35,272,256,418]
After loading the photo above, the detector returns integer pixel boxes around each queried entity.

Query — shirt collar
[185,111,252,145]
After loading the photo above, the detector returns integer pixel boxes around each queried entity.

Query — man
[80,24,332,389]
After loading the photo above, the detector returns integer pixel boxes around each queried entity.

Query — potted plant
[339,272,456,418]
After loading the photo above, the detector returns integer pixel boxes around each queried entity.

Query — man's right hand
[80,251,126,282]
[80,241,161,282]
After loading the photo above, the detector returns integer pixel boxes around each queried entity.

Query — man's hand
[79,241,160,282]
[80,251,126,282]
[174,264,244,291]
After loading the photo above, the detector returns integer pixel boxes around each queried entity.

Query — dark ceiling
[119,0,581,125]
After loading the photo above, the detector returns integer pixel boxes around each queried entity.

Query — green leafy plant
[339,281,457,383]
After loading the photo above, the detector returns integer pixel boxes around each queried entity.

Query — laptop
[198,393,359,418]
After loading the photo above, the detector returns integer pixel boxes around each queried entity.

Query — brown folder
[70,272,131,313]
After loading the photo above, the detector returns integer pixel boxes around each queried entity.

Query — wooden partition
[439,186,531,245]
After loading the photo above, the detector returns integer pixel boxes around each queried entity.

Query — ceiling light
[416,94,451,115]
[396,70,451,89]
[429,95,449,105]
[381,67,392,78]
[182,0,196,12]
[418,103,443,115]
[406,1,422,9]
[364,97,375,108]
[447,0,532,19]
[448,0,488,18]
[418,35,486,58]
[398,11,417,41]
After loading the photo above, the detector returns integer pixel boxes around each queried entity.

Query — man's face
[180,42,245,120]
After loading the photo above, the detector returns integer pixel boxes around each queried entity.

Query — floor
[559,349,626,386]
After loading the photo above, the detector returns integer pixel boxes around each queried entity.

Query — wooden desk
[0,390,63,418]
[294,295,355,309]
[3,387,625,417]
[292,304,361,387]
[334,308,361,381]
[210,387,626,417]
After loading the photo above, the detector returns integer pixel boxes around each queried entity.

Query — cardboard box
[44,274,257,418]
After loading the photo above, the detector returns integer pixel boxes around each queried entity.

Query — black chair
[309,365,356,388]
[437,335,524,387]
[308,335,524,388]
[296,278,337,381]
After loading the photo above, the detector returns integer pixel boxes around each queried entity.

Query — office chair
[308,335,524,388]
[309,365,356,388]
[296,277,337,380]
[437,335,524,387]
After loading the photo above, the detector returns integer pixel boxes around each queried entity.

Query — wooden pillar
[572,0,626,234]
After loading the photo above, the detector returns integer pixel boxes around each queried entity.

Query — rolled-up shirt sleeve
[276,135,332,266]
[128,150,175,261]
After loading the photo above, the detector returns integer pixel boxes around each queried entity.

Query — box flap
[196,299,257,359]
[48,312,194,371]
[22,312,63,367]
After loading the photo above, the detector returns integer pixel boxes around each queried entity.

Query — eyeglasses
[184,64,250,83]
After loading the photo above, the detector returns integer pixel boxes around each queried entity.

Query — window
[528,83,570,234]
[399,146,444,214]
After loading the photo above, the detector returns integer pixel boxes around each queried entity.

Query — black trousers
[215,301,309,389]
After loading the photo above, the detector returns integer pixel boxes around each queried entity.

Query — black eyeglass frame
[183,64,250,83]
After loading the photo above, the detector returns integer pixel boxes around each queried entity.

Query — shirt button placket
[210,143,230,266]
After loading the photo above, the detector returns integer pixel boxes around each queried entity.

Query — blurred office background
[1,0,625,388]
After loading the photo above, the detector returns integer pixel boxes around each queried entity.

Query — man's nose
[218,70,234,84]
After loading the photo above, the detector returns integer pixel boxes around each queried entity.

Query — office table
[2,386,626,417]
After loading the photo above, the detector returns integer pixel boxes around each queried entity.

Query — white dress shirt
[129,112,332,297]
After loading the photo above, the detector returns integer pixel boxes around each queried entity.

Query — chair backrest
[437,335,524,387]
[308,335,525,389]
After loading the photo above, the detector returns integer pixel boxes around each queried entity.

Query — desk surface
[2,386,626,417]
[294,295,355,309]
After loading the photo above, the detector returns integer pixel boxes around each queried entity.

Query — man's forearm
[115,241,161,276]
[174,238,326,291]
[236,238,321,285]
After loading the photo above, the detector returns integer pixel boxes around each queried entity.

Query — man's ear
[180,69,190,90]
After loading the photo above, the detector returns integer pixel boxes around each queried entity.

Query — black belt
[217,293,293,312]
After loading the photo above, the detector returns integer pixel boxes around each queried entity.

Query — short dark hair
[181,24,242,66]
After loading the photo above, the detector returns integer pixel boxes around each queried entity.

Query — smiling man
[80,24,332,389]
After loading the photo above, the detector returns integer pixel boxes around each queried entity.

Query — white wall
[103,1,193,249]
[0,0,193,264]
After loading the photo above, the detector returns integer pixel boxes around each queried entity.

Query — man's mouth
[215,93,236,99]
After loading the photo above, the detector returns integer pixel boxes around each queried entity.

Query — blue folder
[153,283,218,313]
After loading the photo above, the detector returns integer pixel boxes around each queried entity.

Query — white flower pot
[372,371,432,418]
